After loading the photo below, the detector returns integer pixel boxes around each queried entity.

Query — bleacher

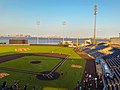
[83,43,120,90]
[109,47,120,52]
[101,50,120,90]
[99,47,113,55]
[83,44,107,58]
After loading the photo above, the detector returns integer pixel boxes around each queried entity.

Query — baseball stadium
[0,1,120,90]
[0,37,120,90]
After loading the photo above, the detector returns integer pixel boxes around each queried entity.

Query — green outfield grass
[0,46,73,55]
[0,45,86,90]
[0,56,61,72]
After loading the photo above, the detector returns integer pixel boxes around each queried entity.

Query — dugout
[9,39,28,44]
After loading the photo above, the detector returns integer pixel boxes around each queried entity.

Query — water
[0,37,109,44]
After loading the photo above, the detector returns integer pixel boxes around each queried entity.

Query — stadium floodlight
[62,21,66,43]
[36,20,40,44]
[93,5,97,44]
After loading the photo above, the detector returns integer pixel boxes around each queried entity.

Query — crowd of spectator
[76,71,103,90]
[0,80,35,90]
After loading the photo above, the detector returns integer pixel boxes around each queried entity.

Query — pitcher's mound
[36,71,60,80]
[30,61,41,64]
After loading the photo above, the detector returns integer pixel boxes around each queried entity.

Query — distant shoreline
[0,36,109,40]
[0,37,109,44]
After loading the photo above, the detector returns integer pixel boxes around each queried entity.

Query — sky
[0,0,120,38]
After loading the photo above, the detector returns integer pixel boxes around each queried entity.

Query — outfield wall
[30,44,61,46]
[0,44,30,46]
[0,44,60,46]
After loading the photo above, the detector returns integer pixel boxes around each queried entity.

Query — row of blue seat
[83,44,107,58]
[83,44,120,90]
[101,50,120,90]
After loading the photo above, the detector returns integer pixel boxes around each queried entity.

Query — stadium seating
[101,50,120,90]
[83,43,120,90]
[83,44,107,58]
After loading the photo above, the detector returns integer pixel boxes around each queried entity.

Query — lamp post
[36,20,40,44]
[93,5,97,44]
[62,21,66,43]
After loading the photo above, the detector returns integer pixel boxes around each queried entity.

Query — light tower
[62,21,66,42]
[36,20,40,44]
[93,5,97,44]
[76,37,79,47]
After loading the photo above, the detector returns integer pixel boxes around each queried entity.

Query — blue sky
[0,0,120,38]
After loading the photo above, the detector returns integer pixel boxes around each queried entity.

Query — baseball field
[0,45,86,90]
